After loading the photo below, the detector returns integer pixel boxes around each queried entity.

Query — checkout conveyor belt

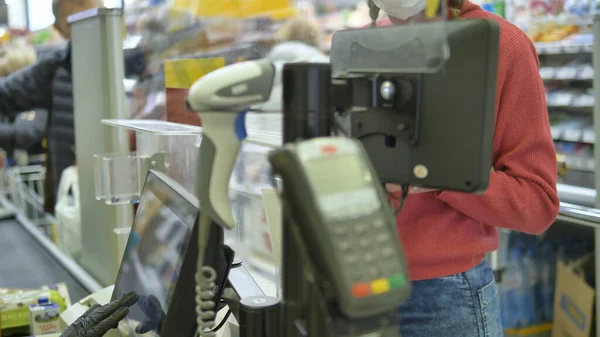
[0,196,101,302]
[0,219,90,301]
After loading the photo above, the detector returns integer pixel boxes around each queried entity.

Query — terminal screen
[112,172,197,337]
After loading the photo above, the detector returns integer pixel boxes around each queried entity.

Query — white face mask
[373,0,427,20]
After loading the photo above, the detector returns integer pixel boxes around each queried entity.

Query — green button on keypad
[389,274,406,289]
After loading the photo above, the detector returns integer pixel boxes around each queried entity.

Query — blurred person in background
[365,0,559,335]
[266,17,329,63]
[254,17,329,113]
[0,0,99,212]
[0,45,48,158]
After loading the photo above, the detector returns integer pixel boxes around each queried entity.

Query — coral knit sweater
[376,2,560,281]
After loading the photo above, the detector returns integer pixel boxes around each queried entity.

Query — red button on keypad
[351,283,371,298]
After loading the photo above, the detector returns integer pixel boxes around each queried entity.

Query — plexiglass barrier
[93,120,202,205]
[229,140,282,297]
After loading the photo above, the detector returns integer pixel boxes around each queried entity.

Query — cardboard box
[552,260,595,337]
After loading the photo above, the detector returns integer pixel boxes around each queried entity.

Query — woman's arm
[0,50,63,118]
[434,34,560,234]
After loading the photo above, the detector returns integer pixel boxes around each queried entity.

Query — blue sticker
[560,293,587,331]
[235,110,249,141]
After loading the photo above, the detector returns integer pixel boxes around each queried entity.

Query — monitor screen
[112,170,198,337]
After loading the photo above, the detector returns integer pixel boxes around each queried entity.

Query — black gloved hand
[135,295,166,334]
[60,291,138,337]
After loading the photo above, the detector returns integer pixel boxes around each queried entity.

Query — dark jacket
[0,109,48,156]
[0,45,71,211]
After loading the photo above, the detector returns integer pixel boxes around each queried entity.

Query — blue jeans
[398,260,503,337]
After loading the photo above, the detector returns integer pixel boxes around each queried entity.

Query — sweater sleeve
[434,34,559,234]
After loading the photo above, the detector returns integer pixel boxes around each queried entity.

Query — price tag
[583,129,596,143]
[577,66,595,80]
[555,67,578,80]
[535,44,545,54]
[563,128,582,142]
[550,126,562,140]
[572,94,594,107]
[586,158,596,171]
[550,93,574,106]
[540,67,556,80]
[564,45,581,54]
[546,45,563,54]
[567,156,583,170]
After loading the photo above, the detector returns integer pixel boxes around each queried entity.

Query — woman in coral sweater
[366,0,560,335]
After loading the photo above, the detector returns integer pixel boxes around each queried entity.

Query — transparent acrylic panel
[93,154,106,200]
[102,119,202,195]
[228,141,280,296]
[102,153,142,205]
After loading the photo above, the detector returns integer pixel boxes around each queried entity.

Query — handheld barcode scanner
[186,60,276,336]
[186,60,276,229]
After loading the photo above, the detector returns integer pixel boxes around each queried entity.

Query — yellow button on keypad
[371,278,390,295]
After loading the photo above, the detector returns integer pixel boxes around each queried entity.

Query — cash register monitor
[331,19,500,192]
[112,170,231,337]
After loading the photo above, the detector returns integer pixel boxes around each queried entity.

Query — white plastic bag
[55,166,82,259]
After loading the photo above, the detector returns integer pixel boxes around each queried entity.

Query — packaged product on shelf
[501,247,525,328]
[577,64,594,79]
[581,124,595,143]
[522,241,541,324]
[500,232,593,335]
[531,0,552,18]
[0,284,69,336]
[534,25,579,42]
[539,241,557,321]
[28,297,61,335]
[546,88,577,107]
[554,141,594,172]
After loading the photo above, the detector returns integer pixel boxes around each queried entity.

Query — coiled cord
[367,0,380,27]
[196,266,218,337]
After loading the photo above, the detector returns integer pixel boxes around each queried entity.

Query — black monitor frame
[112,170,233,337]
[330,19,499,192]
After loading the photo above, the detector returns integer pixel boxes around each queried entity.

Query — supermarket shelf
[540,66,594,81]
[530,16,594,27]
[558,183,596,206]
[557,202,600,229]
[553,136,594,144]
[547,92,594,108]
[535,42,593,55]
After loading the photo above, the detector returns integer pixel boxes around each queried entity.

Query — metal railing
[2,165,50,232]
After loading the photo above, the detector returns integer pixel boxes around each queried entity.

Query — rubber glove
[135,295,166,334]
[60,291,138,337]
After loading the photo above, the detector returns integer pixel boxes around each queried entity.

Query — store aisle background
[0,219,88,301]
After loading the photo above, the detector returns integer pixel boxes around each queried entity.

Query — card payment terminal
[268,137,411,319]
